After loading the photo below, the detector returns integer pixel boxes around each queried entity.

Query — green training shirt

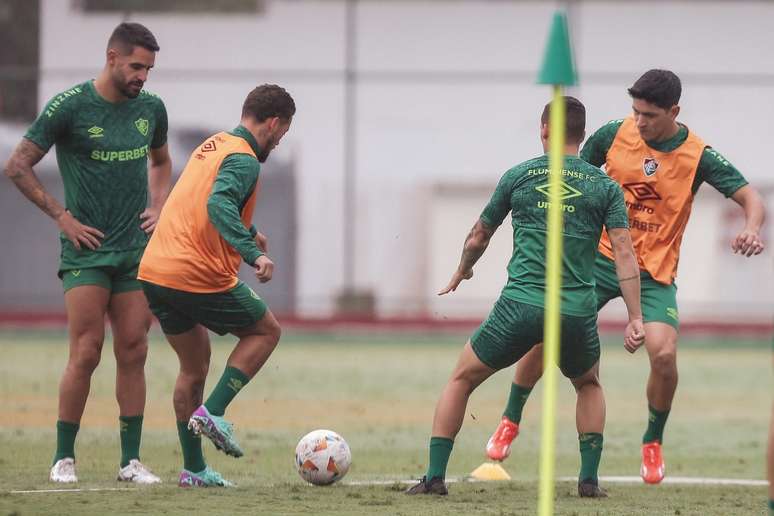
[206,125,263,266]
[24,80,168,263]
[580,119,749,197]
[481,155,629,316]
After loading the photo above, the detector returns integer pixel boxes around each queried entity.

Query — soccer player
[486,69,767,485]
[3,23,171,484]
[406,97,645,497]
[137,84,294,487]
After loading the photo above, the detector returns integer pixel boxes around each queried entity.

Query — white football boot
[117,459,162,484]
[50,458,78,483]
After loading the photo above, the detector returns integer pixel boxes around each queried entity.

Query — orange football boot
[485,416,520,461]
[640,441,665,484]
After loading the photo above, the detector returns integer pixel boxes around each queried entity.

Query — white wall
[38,0,774,318]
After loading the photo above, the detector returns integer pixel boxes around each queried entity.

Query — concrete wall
[27,0,774,318]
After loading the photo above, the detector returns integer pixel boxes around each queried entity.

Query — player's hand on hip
[57,210,104,251]
[254,255,274,283]
[139,207,161,234]
[732,228,765,257]
[254,231,269,253]
[438,268,473,295]
[623,318,645,353]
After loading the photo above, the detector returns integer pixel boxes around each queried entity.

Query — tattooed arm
[438,219,496,295]
[4,138,103,250]
[607,226,644,352]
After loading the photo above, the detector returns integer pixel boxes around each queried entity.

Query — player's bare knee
[69,336,104,374]
[115,336,148,369]
[259,314,281,342]
[570,372,600,393]
[450,369,484,394]
[181,362,208,384]
[651,348,677,375]
[270,321,282,344]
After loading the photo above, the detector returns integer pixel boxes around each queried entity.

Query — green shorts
[471,296,600,378]
[59,249,144,294]
[593,253,679,329]
[140,280,268,336]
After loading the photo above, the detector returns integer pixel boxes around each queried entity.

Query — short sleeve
[604,183,629,229]
[151,98,168,149]
[694,147,748,198]
[580,120,623,168]
[480,169,516,228]
[23,96,72,152]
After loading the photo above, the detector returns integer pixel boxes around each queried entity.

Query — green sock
[769,499,774,515]
[578,432,603,483]
[53,420,79,464]
[119,415,143,468]
[177,421,206,473]
[503,383,533,424]
[642,405,670,444]
[426,436,454,481]
[204,366,250,417]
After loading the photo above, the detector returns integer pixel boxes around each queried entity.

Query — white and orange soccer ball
[295,429,352,485]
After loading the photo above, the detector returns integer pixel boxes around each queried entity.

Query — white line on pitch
[575,476,768,487]
[10,487,137,494]
[346,476,767,487]
[9,476,767,493]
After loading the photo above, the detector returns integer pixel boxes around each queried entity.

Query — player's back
[485,154,628,316]
[139,132,257,293]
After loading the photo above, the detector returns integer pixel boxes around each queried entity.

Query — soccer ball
[295,429,351,485]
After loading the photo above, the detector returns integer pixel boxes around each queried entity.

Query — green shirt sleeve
[207,153,263,265]
[579,119,624,167]
[692,147,748,197]
[604,182,629,229]
[151,98,168,149]
[23,95,73,152]
[480,168,517,228]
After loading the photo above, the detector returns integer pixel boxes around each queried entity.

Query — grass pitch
[0,329,769,515]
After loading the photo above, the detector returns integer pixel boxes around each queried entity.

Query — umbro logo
[228,378,244,393]
[88,126,104,138]
[535,181,583,201]
[622,182,661,201]
[201,140,217,152]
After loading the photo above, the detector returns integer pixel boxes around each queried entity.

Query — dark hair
[242,84,296,122]
[541,96,586,144]
[107,22,160,54]
[627,69,681,110]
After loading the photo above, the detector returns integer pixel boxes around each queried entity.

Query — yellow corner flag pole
[536,11,577,516]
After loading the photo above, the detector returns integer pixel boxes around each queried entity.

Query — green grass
[0,329,770,515]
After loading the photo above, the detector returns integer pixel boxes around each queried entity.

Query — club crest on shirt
[643,157,659,176]
[135,118,149,136]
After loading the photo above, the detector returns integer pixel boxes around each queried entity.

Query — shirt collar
[231,125,262,157]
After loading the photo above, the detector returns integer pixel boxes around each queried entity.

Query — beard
[257,135,276,163]
[114,73,143,99]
